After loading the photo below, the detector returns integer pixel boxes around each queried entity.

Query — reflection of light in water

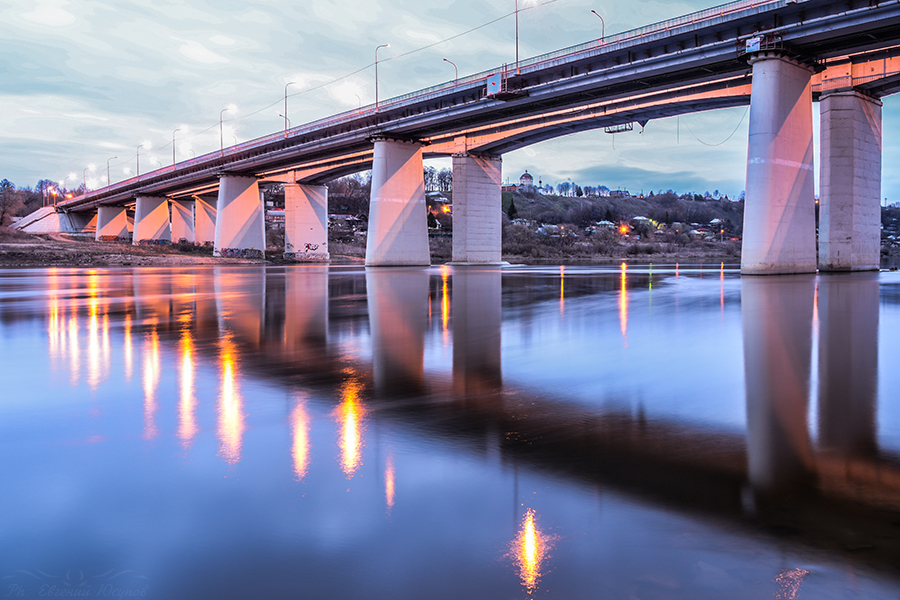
[385,454,395,511]
[720,262,725,313]
[48,295,62,362]
[511,508,552,594]
[178,330,198,448]
[218,337,245,464]
[124,314,133,382]
[441,266,450,347]
[102,313,111,381]
[618,262,628,345]
[68,313,80,385]
[775,568,810,600]
[335,379,365,478]
[675,262,679,277]
[87,299,101,390]
[559,266,565,316]
[142,325,160,440]
[291,400,310,481]
[813,282,819,331]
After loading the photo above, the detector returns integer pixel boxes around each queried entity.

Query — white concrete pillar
[195,194,217,245]
[214,175,265,258]
[452,267,503,395]
[171,199,195,244]
[451,154,503,263]
[817,273,879,457]
[285,183,329,260]
[742,276,815,493]
[367,268,429,395]
[133,196,172,245]
[742,55,817,275]
[365,139,430,266]
[95,206,132,241]
[818,91,883,271]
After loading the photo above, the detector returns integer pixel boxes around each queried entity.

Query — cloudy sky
[2,0,897,200]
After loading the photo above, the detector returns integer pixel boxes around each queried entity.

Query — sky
[1,0,898,201]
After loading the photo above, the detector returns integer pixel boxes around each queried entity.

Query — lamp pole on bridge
[219,105,235,157]
[591,10,605,43]
[284,82,296,139]
[136,144,142,180]
[106,157,117,187]
[375,43,390,113]
[515,0,519,74]
[172,128,181,165]
[443,58,458,86]
[83,165,94,195]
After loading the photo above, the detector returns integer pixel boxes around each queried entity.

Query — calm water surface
[1,264,900,599]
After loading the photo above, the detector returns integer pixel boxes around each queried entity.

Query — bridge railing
[63,0,785,209]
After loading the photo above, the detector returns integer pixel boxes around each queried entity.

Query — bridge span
[35,0,900,273]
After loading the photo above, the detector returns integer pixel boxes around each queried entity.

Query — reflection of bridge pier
[742,276,816,493]
[452,267,502,396]
[367,268,429,395]
[283,267,329,355]
[215,267,266,345]
[817,273,879,458]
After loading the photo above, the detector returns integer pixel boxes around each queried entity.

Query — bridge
[28,0,900,273]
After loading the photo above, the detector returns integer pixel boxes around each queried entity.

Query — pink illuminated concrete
[285,183,329,261]
[365,139,430,266]
[171,199,195,244]
[742,55,817,274]
[133,196,172,245]
[451,154,503,263]
[95,206,132,241]
[195,194,217,245]
[818,91,882,271]
[214,176,265,258]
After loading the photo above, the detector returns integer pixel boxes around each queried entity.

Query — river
[1,264,899,599]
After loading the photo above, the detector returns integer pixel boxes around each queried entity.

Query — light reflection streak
[291,400,310,481]
[124,314,133,381]
[178,330,198,448]
[335,378,365,478]
[87,299,101,390]
[775,568,810,600]
[68,313,80,385]
[618,262,628,346]
[142,325,160,440]
[217,336,245,464]
[48,296,63,363]
[511,508,552,594]
[720,262,725,313]
[559,266,565,316]
[441,266,451,347]
[385,454,395,511]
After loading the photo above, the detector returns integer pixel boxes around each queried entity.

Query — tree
[575,185,583,197]
[436,168,452,192]
[507,197,518,220]
[556,182,570,196]
[423,166,437,191]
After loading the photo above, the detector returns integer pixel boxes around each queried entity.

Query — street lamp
[172,128,181,165]
[375,43,390,112]
[220,104,236,156]
[515,0,520,73]
[443,58,458,86]
[83,164,95,194]
[591,10,605,42]
[284,82,296,138]
[107,156,117,187]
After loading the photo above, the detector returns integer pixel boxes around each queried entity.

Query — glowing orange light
[335,379,365,478]
[619,262,628,344]
[441,265,451,346]
[291,400,310,481]
[218,337,245,464]
[619,224,628,235]
[559,265,565,316]
[675,263,679,277]
[511,509,552,594]
[142,326,160,440]
[87,298,101,390]
[441,205,451,213]
[123,313,133,381]
[178,330,198,448]
[48,293,62,361]
[385,454,396,511]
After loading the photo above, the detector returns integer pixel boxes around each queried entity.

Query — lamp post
[219,105,236,156]
[284,82,296,138]
[107,156,117,187]
[136,144,143,179]
[375,43,390,112]
[591,10,605,42]
[83,165,95,194]
[172,128,181,165]
[515,0,520,73]
[443,58,458,86]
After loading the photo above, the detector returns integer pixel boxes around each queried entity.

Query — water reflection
[291,398,310,481]
[218,336,244,464]
[178,329,198,448]
[385,454,395,512]
[335,378,365,478]
[619,262,628,344]
[452,268,502,396]
[142,324,160,440]
[511,508,551,594]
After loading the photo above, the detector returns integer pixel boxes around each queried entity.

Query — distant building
[519,170,534,189]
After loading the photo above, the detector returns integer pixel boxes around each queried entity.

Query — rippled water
[1,264,899,599]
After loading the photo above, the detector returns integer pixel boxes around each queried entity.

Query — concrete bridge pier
[195,194,218,245]
[452,267,503,396]
[133,196,172,245]
[170,199,195,244]
[365,139,430,266]
[285,183,329,261]
[743,276,816,493]
[95,206,132,241]
[818,91,883,271]
[741,54,817,275]
[451,154,503,264]
[817,273,879,457]
[214,175,265,258]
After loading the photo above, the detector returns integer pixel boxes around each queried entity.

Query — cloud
[178,40,229,64]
